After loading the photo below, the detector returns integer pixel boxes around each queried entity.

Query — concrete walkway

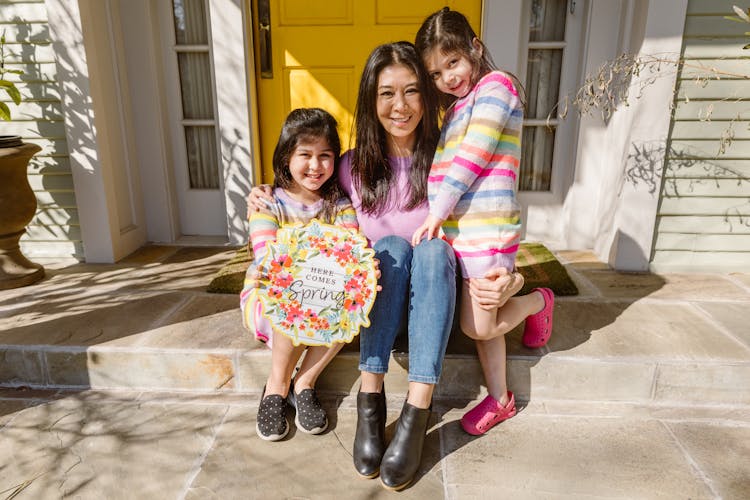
[0,246,749,499]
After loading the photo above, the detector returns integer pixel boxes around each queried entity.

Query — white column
[596,0,689,271]
[210,0,255,245]
[46,0,147,262]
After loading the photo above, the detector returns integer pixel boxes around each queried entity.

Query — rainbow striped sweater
[429,71,523,278]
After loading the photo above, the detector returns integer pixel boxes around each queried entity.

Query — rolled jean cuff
[407,373,440,385]
[359,362,387,375]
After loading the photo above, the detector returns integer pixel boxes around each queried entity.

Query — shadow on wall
[626,140,750,233]
[11,15,83,260]
[223,127,253,245]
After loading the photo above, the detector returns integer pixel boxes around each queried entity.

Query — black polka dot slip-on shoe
[256,387,289,441]
[288,386,328,435]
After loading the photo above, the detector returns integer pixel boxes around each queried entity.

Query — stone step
[2,292,749,407]
[2,246,749,408]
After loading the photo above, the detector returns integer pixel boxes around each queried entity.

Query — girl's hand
[411,214,444,246]
[246,184,274,218]
[469,268,524,310]
[246,267,263,288]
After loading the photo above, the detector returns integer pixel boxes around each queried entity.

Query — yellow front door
[251,0,481,183]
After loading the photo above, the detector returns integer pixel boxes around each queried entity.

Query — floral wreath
[256,219,377,346]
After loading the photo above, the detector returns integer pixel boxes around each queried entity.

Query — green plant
[550,5,750,156]
[0,31,23,121]
[725,5,750,49]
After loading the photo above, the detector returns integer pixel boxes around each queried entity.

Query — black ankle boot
[379,401,431,491]
[353,386,386,478]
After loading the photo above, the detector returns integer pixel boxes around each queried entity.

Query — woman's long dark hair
[351,41,440,214]
[272,107,345,223]
[415,7,526,112]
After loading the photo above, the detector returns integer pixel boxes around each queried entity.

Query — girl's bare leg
[294,343,345,391]
[265,333,305,397]
[475,337,509,403]
[459,281,544,404]
[461,280,545,340]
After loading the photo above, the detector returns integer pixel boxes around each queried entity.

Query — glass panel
[185,126,219,189]
[521,127,554,191]
[177,52,214,119]
[529,0,567,42]
[173,0,208,45]
[522,0,566,192]
[525,49,563,119]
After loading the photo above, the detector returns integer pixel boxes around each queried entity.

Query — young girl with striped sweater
[240,108,358,441]
[412,8,555,435]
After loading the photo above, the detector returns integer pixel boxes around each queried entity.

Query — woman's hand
[468,268,524,310]
[411,214,444,246]
[246,184,274,218]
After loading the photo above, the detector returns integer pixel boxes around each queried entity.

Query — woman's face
[375,64,424,151]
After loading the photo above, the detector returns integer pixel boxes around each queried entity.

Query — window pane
[530,0,567,42]
[185,126,219,189]
[173,0,208,45]
[177,52,214,119]
[522,0,566,192]
[526,49,563,119]
[521,126,554,191]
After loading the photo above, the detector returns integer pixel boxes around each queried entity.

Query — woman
[249,42,523,491]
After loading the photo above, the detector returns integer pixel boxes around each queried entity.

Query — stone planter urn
[0,135,45,289]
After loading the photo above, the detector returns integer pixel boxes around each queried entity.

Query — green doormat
[207,242,578,296]
[206,247,252,294]
[515,242,578,296]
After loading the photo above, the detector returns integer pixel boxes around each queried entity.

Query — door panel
[252,0,481,183]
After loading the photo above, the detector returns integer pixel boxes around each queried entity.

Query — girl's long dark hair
[272,107,345,223]
[351,41,440,214]
[415,7,526,113]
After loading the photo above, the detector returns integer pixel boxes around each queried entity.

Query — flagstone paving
[0,245,748,498]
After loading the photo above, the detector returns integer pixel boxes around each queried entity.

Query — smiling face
[424,43,481,99]
[286,135,335,203]
[375,63,424,153]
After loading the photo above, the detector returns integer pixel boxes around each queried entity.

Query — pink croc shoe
[461,391,517,435]
[522,287,554,348]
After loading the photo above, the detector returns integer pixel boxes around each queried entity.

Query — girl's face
[375,64,424,152]
[424,44,480,99]
[286,135,335,201]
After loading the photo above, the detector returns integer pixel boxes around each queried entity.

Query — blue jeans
[359,236,457,384]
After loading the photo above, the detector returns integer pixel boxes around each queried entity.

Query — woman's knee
[374,235,413,269]
[413,238,455,269]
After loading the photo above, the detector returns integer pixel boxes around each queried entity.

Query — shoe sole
[294,412,328,435]
[380,478,411,491]
[255,420,289,441]
[355,468,380,479]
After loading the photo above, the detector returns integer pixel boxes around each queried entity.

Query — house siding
[652,0,750,271]
[1,0,82,259]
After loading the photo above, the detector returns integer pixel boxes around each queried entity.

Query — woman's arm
[246,184,274,218]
